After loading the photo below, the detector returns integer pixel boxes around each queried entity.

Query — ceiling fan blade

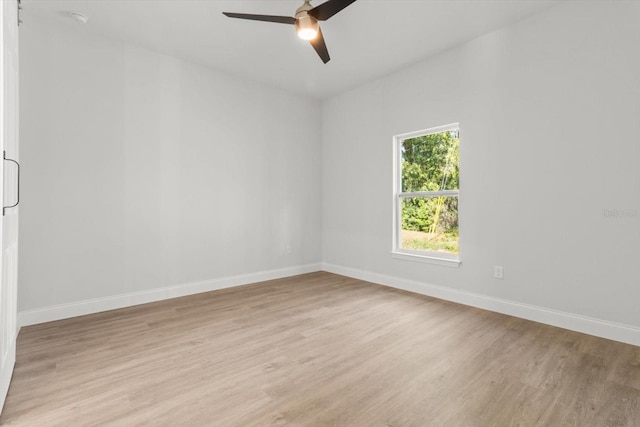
[222,12,296,25]
[310,27,330,64]
[308,0,357,21]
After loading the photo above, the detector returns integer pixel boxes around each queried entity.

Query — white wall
[322,2,640,333]
[19,17,322,315]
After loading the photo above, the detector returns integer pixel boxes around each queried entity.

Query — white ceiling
[23,0,561,99]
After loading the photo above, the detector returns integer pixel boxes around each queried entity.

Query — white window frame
[392,123,461,267]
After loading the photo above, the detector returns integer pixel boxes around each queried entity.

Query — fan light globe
[296,15,318,40]
[298,28,318,40]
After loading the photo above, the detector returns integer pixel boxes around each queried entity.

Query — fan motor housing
[295,0,314,16]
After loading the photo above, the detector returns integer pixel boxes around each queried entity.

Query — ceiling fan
[223,0,357,64]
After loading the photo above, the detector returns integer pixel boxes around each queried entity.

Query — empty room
[1,0,639,425]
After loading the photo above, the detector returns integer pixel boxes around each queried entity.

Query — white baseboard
[322,263,640,347]
[0,330,17,412]
[17,261,640,347]
[18,263,322,327]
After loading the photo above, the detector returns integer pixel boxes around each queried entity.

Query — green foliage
[401,130,459,243]
[401,130,459,193]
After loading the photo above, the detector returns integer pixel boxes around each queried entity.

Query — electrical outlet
[494,265,504,279]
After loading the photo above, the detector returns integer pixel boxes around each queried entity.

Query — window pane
[401,129,459,192]
[400,196,458,254]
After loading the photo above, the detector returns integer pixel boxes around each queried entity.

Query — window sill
[391,251,461,268]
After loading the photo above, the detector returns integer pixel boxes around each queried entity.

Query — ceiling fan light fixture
[295,15,318,40]
[223,0,359,63]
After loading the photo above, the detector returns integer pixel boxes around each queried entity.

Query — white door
[0,0,19,411]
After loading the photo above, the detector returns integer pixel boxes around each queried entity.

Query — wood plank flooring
[1,272,639,426]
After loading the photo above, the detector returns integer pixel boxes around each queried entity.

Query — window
[393,124,460,266]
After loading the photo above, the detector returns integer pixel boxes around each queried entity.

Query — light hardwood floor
[1,272,639,426]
